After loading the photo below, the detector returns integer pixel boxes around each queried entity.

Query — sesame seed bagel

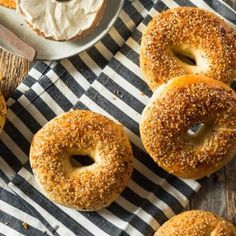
[140,7,236,91]
[140,75,236,179]
[154,210,236,236]
[0,93,7,134]
[30,110,134,210]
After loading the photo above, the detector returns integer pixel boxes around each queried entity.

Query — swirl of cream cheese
[17,0,104,40]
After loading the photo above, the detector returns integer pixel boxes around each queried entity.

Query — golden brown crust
[30,110,133,210]
[154,210,236,236]
[0,93,7,134]
[0,0,16,9]
[16,0,106,41]
[140,7,236,91]
[140,75,236,179]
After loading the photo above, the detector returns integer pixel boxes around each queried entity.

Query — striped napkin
[0,0,235,235]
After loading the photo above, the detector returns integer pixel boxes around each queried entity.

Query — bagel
[0,0,16,8]
[30,110,134,210]
[16,0,105,41]
[154,210,236,236]
[140,7,236,91]
[140,75,236,179]
[0,93,7,134]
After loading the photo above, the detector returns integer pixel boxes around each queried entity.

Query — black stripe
[0,170,10,184]
[120,44,139,66]
[87,47,108,69]
[0,186,60,235]
[3,121,30,156]
[12,174,128,236]
[132,169,183,214]
[33,61,51,74]
[231,80,236,90]
[123,2,145,25]
[139,0,155,10]
[171,0,195,7]
[58,68,88,98]
[74,101,89,110]
[10,105,41,133]
[101,34,121,55]
[97,73,145,113]
[204,0,236,24]
[0,210,44,236]
[131,144,196,198]
[9,90,23,101]
[114,17,132,40]
[142,14,153,26]
[39,76,73,112]
[108,202,155,235]
[109,58,152,97]
[121,187,168,224]
[85,87,140,135]
[25,90,56,121]
[131,30,142,44]
[23,75,37,88]
[80,211,129,236]
[12,175,93,236]
[69,56,97,84]
[0,140,22,172]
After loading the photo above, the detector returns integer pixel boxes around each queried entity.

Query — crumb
[22,222,29,230]
[5,222,9,225]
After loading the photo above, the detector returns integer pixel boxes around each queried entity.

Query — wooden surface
[0,0,236,226]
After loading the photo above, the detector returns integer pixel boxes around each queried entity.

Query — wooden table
[0,0,236,226]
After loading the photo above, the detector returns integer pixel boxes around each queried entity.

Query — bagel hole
[172,47,197,66]
[187,124,212,144]
[70,155,95,167]
[173,52,196,66]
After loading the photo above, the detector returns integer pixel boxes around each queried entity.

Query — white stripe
[132,0,150,17]
[219,0,236,13]
[126,37,140,55]
[105,64,150,104]
[79,95,145,151]
[0,222,25,236]
[0,157,16,180]
[28,67,42,80]
[129,179,175,219]
[119,10,137,32]
[9,179,76,235]
[0,131,28,164]
[116,195,159,230]
[58,206,109,236]
[8,110,33,142]
[52,78,79,105]
[6,98,15,107]
[116,51,142,78]
[38,87,65,115]
[95,42,113,61]
[60,59,90,91]
[109,27,125,47]
[0,200,52,236]
[162,0,179,8]
[99,208,143,236]
[80,52,102,76]
[16,83,30,94]
[19,96,49,125]
[92,81,141,122]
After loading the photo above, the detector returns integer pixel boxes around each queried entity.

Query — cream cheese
[17,0,104,40]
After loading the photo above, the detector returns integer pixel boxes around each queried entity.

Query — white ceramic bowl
[0,0,124,60]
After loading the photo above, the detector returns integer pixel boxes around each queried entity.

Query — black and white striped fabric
[0,0,235,235]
